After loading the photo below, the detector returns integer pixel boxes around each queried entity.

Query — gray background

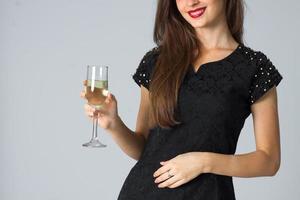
[0,0,299,199]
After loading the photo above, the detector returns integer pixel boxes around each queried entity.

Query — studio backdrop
[0,0,299,199]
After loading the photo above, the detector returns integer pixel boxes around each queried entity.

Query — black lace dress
[117,43,283,200]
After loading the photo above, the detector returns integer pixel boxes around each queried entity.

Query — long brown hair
[149,0,245,129]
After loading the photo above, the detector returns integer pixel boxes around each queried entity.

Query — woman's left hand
[153,152,211,188]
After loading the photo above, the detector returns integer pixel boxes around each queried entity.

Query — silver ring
[167,170,174,178]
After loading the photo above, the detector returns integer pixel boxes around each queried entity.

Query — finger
[84,105,95,116]
[110,93,116,101]
[105,95,110,104]
[160,160,169,165]
[87,111,99,118]
[80,91,86,98]
[85,108,95,117]
[105,92,113,102]
[168,179,185,188]
[83,80,88,86]
[84,104,96,114]
[154,170,174,184]
[84,104,89,111]
[157,175,180,188]
[153,164,170,178]
[94,108,105,115]
[87,112,94,118]
[107,92,113,101]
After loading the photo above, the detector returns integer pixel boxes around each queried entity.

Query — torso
[122,43,283,200]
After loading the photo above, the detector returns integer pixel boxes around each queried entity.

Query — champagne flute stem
[92,115,98,139]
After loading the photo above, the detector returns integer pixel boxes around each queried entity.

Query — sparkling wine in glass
[82,65,108,148]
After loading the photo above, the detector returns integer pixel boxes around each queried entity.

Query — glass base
[82,138,107,148]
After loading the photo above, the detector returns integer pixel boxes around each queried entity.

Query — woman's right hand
[80,80,119,131]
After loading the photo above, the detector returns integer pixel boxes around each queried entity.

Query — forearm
[199,150,279,177]
[107,115,146,161]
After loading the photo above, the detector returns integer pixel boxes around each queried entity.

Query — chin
[189,21,207,29]
[191,23,205,28]
[184,16,207,28]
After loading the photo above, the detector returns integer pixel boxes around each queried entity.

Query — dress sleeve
[132,46,159,90]
[248,51,283,105]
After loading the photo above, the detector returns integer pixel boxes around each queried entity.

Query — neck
[194,16,237,50]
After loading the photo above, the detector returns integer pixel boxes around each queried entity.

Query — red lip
[188,7,206,18]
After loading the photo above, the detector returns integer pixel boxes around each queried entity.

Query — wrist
[194,152,213,173]
[107,115,122,132]
[204,152,214,173]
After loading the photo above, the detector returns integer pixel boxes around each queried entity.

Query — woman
[80,0,283,199]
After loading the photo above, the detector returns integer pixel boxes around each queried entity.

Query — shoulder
[135,45,161,74]
[236,44,282,81]
[237,44,283,104]
[140,46,161,65]
[237,43,273,65]
[132,45,161,90]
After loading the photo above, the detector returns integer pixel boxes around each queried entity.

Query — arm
[198,86,281,177]
[108,47,158,161]
[107,85,152,161]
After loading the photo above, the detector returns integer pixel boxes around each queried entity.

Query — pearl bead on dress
[239,46,282,104]
[132,46,159,89]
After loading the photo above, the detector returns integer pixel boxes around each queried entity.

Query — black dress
[117,43,283,200]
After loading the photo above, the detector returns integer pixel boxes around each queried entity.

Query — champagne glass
[82,65,108,148]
